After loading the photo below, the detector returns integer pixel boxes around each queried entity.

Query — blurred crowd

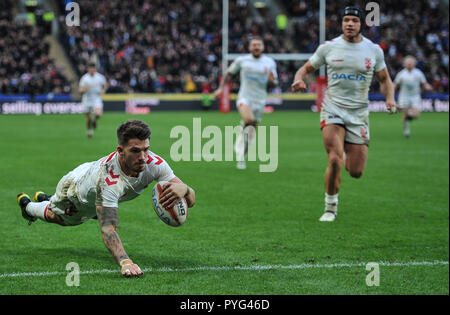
[0,0,71,95]
[1,0,448,94]
[59,0,297,93]
[287,0,449,93]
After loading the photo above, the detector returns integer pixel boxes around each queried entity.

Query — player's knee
[328,152,343,169]
[349,169,364,178]
[243,119,257,127]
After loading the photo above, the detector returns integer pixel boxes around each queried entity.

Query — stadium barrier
[0,93,448,115]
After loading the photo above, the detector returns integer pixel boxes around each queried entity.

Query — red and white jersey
[70,150,175,210]
[309,35,386,109]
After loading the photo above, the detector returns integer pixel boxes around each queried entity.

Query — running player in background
[213,36,278,170]
[291,6,398,222]
[17,120,196,277]
[79,62,108,138]
[394,56,433,138]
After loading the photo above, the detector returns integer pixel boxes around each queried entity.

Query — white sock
[403,121,410,135]
[244,125,256,154]
[26,201,50,221]
[235,127,246,162]
[325,193,338,213]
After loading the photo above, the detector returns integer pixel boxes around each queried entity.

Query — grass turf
[0,111,448,295]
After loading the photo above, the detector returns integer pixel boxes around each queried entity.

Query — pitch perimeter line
[0,260,448,279]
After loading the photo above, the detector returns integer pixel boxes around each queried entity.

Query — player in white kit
[79,62,108,138]
[394,56,433,138]
[213,37,278,169]
[291,6,397,222]
[17,120,196,277]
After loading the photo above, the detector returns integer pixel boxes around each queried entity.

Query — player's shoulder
[317,36,341,53]
[362,36,384,52]
[95,72,106,79]
[320,36,341,46]
[238,54,253,62]
[98,150,120,174]
[262,54,276,64]
[396,68,407,77]
[413,68,425,75]
[145,151,169,169]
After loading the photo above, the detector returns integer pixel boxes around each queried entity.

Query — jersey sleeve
[419,70,427,84]
[227,57,242,75]
[394,71,402,84]
[309,43,328,69]
[79,75,87,87]
[95,165,121,208]
[270,59,278,79]
[374,45,387,72]
[101,74,107,85]
[156,158,176,182]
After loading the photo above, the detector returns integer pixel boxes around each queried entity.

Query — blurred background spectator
[0,0,71,95]
[1,0,448,95]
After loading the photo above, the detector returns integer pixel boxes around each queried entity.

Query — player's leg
[86,110,94,138]
[320,124,346,221]
[402,106,411,138]
[343,107,370,177]
[92,104,103,130]
[238,102,258,153]
[344,142,368,178]
[235,101,257,169]
[17,194,66,225]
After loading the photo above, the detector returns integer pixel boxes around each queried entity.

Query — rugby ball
[151,181,188,227]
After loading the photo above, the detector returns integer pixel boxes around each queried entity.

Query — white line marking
[0,261,447,279]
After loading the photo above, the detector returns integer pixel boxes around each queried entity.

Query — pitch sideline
[0,260,448,279]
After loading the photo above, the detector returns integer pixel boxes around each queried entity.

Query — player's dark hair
[248,35,263,44]
[88,62,96,67]
[117,120,151,146]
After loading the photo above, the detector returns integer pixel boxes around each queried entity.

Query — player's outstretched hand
[120,259,143,277]
[291,79,307,92]
[159,182,187,209]
[386,100,398,114]
[212,87,223,99]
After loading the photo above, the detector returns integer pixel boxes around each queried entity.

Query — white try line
[0,260,448,279]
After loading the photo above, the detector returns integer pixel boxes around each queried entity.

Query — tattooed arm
[96,206,143,277]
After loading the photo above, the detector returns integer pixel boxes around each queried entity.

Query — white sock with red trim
[26,201,50,221]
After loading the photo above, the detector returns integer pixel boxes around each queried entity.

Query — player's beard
[251,50,262,58]
[122,156,145,176]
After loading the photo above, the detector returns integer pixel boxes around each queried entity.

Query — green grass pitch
[0,110,448,295]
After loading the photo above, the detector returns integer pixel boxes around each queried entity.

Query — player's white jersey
[309,35,386,109]
[79,72,106,107]
[64,150,175,216]
[228,54,278,107]
[394,68,426,98]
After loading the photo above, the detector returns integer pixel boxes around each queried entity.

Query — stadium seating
[0,0,71,95]
[285,0,449,93]
[2,0,448,94]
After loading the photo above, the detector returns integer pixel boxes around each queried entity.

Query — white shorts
[320,104,370,146]
[398,95,421,109]
[237,98,264,122]
[48,165,96,226]
[83,99,103,113]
